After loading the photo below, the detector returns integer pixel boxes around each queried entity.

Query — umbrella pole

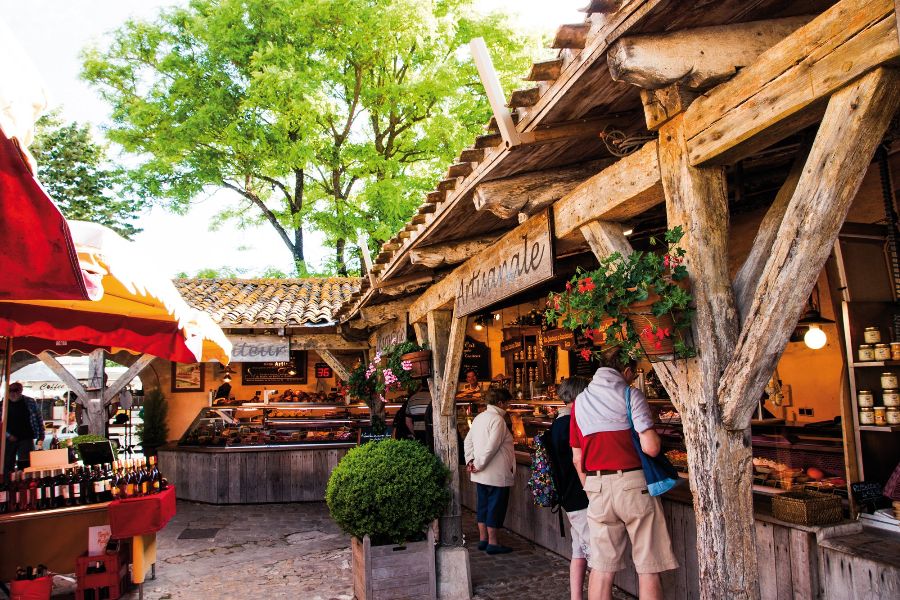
[0,337,12,473]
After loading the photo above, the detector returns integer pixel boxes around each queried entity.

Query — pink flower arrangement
[401,360,413,371]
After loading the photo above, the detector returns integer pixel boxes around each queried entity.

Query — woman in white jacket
[464,387,515,555]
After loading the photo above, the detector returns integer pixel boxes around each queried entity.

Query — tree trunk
[293,168,306,275]
[335,237,348,276]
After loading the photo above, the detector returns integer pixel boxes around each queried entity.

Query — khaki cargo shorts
[583,469,679,574]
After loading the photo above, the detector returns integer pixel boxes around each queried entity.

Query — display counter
[159,402,399,503]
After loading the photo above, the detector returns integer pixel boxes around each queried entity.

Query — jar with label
[864,326,882,344]
[887,407,900,425]
[858,390,875,407]
[874,406,887,426]
[875,344,892,360]
[884,389,900,407]
[859,407,875,425]
[882,372,899,389]
[892,342,900,361]
[859,345,875,362]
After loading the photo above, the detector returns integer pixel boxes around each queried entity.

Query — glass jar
[864,327,882,344]
[883,389,900,407]
[874,406,887,426]
[892,342,900,361]
[858,390,875,407]
[859,345,875,362]
[875,344,891,360]
[887,407,900,425]
[859,407,875,425]
[882,373,899,389]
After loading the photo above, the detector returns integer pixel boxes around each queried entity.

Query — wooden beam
[720,67,900,429]
[685,0,900,166]
[527,59,563,81]
[426,191,445,204]
[437,177,461,193]
[470,37,530,148]
[288,334,369,350]
[459,147,485,163]
[440,315,467,417]
[380,242,400,253]
[553,140,663,238]
[580,0,621,13]
[103,353,155,403]
[640,85,698,131]
[357,232,377,288]
[410,214,428,226]
[579,221,632,258]
[552,23,591,49]
[732,134,813,323]
[358,298,412,329]
[508,87,541,108]
[418,203,436,215]
[448,162,475,178]
[473,159,611,219]
[317,349,351,382]
[37,351,88,400]
[474,133,502,149]
[409,236,500,269]
[608,17,813,91]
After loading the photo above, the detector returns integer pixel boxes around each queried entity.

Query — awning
[0,221,232,364]
[0,131,97,301]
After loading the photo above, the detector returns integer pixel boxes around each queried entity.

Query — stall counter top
[161,442,357,453]
[0,500,111,525]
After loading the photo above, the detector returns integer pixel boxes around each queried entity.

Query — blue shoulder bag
[625,387,680,496]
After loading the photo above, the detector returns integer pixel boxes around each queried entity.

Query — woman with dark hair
[463,387,515,554]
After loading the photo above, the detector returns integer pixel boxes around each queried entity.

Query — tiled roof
[174,278,360,327]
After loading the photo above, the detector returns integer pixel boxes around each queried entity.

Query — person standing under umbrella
[3,382,44,473]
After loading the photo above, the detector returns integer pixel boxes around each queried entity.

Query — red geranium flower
[565,281,573,292]
[580,349,592,361]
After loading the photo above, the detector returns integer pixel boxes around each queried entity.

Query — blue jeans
[476,483,510,529]
[4,437,34,473]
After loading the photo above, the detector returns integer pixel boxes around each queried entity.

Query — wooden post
[425,310,467,547]
[317,349,351,382]
[102,354,155,403]
[84,349,108,436]
[0,338,12,473]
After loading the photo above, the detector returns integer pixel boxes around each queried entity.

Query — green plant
[138,389,169,448]
[545,227,695,361]
[70,434,118,462]
[326,439,449,545]
[347,342,429,402]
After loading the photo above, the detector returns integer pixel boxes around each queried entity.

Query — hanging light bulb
[474,322,484,331]
[803,324,827,350]
[223,373,232,383]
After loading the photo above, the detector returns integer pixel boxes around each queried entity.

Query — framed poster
[459,336,491,382]
[171,362,205,393]
[242,351,308,385]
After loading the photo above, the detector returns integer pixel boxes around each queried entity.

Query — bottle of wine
[137,458,149,496]
[40,470,55,510]
[70,467,84,506]
[0,473,8,514]
[102,462,114,501]
[25,471,39,511]
[124,460,136,498]
[148,456,161,493]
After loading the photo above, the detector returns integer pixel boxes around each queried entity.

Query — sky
[1,0,585,277]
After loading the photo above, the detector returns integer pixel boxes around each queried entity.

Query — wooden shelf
[858,425,900,432]
[851,361,900,368]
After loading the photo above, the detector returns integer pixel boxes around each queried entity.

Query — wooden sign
[314,362,333,379]
[542,328,575,350]
[454,210,554,317]
[242,351,307,384]
[459,336,491,382]
[500,339,523,355]
[228,335,290,363]
[375,317,408,353]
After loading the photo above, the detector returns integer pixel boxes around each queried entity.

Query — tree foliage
[30,112,143,238]
[82,0,537,275]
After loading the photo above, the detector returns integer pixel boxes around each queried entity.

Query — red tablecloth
[108,486,176,539]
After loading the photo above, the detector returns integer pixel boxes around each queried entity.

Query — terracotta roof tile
[174,278,360,327]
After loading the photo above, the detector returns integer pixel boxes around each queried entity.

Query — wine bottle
[148,456,161,493]
[138,458,149,496]
[40,470,55,510]
[124,460,136,498]
[70,467,84,505]
[0,473,8,514]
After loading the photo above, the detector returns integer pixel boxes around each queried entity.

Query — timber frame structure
[340,1,900,598]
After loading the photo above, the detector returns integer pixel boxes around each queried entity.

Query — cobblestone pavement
[46,500,631,599]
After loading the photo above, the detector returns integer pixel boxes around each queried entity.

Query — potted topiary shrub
[137,389,169,457]
[327,439,449,600]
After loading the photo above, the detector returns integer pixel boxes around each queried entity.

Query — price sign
[315,362,333,379]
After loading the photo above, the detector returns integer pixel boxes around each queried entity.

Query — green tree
[82,0,536,275]
[30,112,143,238]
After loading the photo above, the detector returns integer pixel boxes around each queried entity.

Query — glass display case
[456,397,565,457]
[178,404,374,449]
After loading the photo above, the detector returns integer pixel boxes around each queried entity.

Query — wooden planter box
[351,528,436,600]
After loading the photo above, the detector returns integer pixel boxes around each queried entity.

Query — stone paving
[45,500,631,599]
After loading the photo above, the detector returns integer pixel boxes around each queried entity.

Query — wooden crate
[352,528,436,600]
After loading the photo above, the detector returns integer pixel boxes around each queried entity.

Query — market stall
[336,1,900,596]
[156,277,373,503]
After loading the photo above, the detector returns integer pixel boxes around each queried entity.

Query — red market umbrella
[0,131,98,301]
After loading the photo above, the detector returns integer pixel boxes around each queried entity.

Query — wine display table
[0,502,111,581]
[158,444,353,504]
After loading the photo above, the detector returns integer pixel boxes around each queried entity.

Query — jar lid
[876,343,890,347]
[860,344,874,348]
[884,389,897,392]
[859,389,873,393]
[866,326,879,330]
[892,342,900,346]
[883,372,896,376]
[874,406,887,412]
[888,407,899,411]
[860,407,873,411]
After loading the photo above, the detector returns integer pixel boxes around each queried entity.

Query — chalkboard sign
[360,430,393,445]
[570,348,597,379]
[460,336,491,381]
[242,351,308,384]
[851,481,886,511]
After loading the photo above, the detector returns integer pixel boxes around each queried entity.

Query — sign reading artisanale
[228,335,290,363]
[454,210,554,317]
[375,318,408,353]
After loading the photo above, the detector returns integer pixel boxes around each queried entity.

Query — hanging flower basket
[401,350,432,379]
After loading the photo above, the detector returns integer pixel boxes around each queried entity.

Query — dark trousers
[4,437,34,474]
[476,483,511,529]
